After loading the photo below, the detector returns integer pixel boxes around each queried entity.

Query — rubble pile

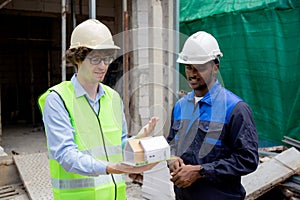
[242,141,300,200]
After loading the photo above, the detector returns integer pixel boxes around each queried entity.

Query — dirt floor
[0,124,144,200]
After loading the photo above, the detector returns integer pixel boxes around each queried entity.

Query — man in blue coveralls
[167,31,259,200]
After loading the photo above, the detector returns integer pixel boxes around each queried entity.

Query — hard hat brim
[176,57,212,65]
[94,44,120,50]
[68,44,120,50]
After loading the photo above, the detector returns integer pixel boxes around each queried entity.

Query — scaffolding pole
[89,0,96,19]
[61,0,66,81]
[123,0,130,130]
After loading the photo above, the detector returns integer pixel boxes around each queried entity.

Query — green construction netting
[179,0,300,146]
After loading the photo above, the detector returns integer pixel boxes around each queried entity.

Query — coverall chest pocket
[171,120,184,137]
[170,120,187,156]
[198,122,226,159]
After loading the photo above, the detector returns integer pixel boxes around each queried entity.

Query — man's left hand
[170,165,201,188]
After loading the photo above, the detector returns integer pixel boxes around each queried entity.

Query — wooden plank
[258,145,287,153]
[242,147,300,200]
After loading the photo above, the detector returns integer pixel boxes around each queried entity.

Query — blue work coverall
[167,81,259,200]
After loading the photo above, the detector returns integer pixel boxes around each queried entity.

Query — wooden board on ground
[242,147,300,200]
[13,153,53,200]
[0,183,29,200]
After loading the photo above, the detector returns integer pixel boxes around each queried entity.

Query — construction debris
[242,147,300,200]
[283,136,300,150]
[258,145,287,163]
[278,175,300,199]
[258,145,287,154]
[0,146,7,157]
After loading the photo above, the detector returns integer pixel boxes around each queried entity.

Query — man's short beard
[195,83,207,91]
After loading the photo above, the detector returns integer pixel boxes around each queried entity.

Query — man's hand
[128,173,143,185]
[135,117,159,139]
[167,157,185,173]
[106,162,158,174]
[170,165,201,188]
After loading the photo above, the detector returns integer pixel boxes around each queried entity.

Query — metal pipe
[123,0,130,129]
[89,0,96,19]
[71,0,76,28]
[123,0,127,12]
[0,0,12,9]
[61,0,66,81]
[174,0,179,100]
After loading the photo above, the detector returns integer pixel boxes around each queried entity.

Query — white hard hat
[177,31,223,64]
[69,19,120,50]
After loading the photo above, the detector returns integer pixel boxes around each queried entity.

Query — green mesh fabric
[179,0,300,146]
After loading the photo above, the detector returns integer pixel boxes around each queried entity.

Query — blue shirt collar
[71,74,105,101]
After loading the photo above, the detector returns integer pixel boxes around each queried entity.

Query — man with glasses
[167,31,259,200]
[38,19,158,200]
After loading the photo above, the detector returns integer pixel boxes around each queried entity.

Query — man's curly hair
[66,47,91,66]
[66,47,117,67]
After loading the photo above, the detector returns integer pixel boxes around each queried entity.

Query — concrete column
[149,0,164,134]
[130,0,150,135]
[141,1,175,199]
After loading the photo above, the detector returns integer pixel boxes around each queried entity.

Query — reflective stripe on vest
[51,174,125,189]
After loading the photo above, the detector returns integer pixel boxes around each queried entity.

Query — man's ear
[213,63,219,74]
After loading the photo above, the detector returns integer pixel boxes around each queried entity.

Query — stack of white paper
[142,161,175,200]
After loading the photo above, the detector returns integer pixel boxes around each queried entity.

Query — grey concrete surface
[0,124,144,200]
[0,125,47,155]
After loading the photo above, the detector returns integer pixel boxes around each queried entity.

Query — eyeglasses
[85,56,114,65]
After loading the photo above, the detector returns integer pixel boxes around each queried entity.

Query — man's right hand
[106,162,158,174]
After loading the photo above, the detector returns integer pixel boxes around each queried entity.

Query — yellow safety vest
[38,81,126,200]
